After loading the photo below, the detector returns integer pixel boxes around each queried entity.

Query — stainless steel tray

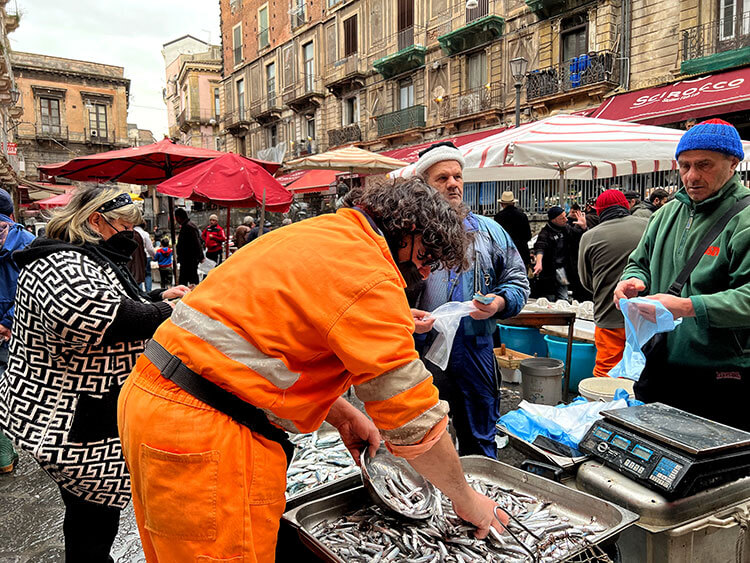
[283,455,638,562]
[576,460,750,532]
[286,473,362,512]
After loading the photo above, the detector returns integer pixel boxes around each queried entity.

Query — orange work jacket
[151,208,448,455]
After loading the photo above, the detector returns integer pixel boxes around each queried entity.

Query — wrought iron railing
[328,123,362,146]
[324,55,366,86]
[282,77,325,104]
[84,128,114,144]
[466,0,490,23]
[682,11,750,61]
[526,50,619,101]
[36,124,68,141]
[427,0,498,42]
[224,107,251,128]
[291,6,306,29]
[440,84,504,122]
[259,27,270,49]
[369,25,427,64]
[376,105,426,137]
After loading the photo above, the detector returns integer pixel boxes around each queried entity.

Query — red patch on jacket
[705,246,720,256]
[716,371,742,381]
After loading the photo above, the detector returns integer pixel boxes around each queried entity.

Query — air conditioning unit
[90,130,98,137]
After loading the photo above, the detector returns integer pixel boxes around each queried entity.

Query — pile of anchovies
[310,477,606,562]
[286,431,359,497]
[379,474,433,518]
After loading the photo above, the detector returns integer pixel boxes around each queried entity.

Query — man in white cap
[493,191,532,267]
[413,141,530,458]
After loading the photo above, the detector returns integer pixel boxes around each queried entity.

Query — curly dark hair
[349,178,471,272]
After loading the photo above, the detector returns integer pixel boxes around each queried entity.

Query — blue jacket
[420,213,530,336]
[0,216,35,329]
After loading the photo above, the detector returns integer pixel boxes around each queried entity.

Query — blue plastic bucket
[544,335,596,393]
[497,325,547,357]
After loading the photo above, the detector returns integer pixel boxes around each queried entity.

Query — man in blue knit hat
[615,118,750,430]
[0,188,34,472]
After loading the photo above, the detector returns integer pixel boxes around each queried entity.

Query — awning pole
[258,187,267,236]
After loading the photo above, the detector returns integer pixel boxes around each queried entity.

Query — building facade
[162,35,223,150]
[217,0,750,169]
[12,51,130,182]
[0,1,22,207]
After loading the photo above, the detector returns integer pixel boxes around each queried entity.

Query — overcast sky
[11,0,221,138]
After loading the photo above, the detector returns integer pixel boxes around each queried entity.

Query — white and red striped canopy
[389,115,750,182]
[287,145,407,174]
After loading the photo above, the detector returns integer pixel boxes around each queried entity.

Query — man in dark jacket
[174,208,204,286]
[493,190,531,267]
[533,206,586,301]
[579,190,647,377]
[0,188,34,473]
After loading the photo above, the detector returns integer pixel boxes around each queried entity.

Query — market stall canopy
[380,126,507,163]
[38,138,280,185]
[389,114,750,182]
[590,68,750,126]
[286,169,338,194]
[286,145,407,174]
[156,153,292,212]
[29,190,73,209]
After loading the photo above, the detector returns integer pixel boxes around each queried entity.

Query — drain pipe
[620,0,631,90]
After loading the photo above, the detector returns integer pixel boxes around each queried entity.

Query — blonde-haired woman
[0,185,189,562]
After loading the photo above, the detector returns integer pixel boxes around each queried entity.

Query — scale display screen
[611,435,631,450]
[593,427,612,441]
[633,444,653,462]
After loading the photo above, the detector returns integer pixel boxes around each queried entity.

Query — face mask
[100,229,139,258]
[399,260,426,306]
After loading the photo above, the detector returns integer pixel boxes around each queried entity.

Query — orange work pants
[118,355,287,563]
[593,327,626,378]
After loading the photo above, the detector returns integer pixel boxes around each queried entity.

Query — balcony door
[719,0,750,45]
[266,63,276,106]
[399,79,414,110]
[303,42,315,92]
[397,0,414,50]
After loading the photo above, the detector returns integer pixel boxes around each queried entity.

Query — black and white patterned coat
[0,244,171,508]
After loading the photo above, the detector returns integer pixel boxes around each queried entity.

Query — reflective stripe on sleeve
[170,300,301,390]
[353,359,432,403]
[380,400,450,445]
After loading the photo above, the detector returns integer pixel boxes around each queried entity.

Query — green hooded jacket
[622,172,750,368]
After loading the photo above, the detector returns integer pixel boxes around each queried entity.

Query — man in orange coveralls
[118,178,509,562]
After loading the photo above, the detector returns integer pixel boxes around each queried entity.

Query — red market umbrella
[36,191,73,209]
[157,153,292,212]
[38,138,280,184]
[38,139,281,278]
[286,169,338,194]
[157,153,293,255]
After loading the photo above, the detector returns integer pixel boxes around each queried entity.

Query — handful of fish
[286,430,358,497]
[310,476,607,562]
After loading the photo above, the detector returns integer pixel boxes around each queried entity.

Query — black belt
[144,340,295,465]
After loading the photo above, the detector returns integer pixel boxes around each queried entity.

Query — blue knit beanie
[675,118,744,160]
[0,188,12,217]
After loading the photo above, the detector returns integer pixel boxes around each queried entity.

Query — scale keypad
[649,457,683,487]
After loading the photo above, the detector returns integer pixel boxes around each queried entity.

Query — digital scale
[579,403,750,498]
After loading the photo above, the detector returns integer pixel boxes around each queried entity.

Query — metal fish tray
[282,456,639,562]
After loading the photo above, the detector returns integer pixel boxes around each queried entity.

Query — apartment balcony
[282,78,326,112]
[324,55,367,98]
[681,11,750,75]
[525,0,566,19]
[249,94,282,124]
[84,128,116,145]
[328,123,362,147]
[290,6,306,29]
[439,84,504,123]
[373,27,427,79]
[4,11,19,33]
[293,138,319,157]
[178,108,219,132]
[437,0,504,56]
[526,50,619,104]
[224,107,253,131]
[35,125,68,142]
[376,105,426,137]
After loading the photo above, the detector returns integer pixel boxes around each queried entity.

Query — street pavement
[0,383,524,562]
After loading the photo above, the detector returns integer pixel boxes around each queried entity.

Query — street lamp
[509,56,528,128]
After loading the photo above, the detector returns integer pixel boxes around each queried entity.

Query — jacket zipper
[677,209,696,254]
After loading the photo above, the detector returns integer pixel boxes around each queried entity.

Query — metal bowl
[360,444,437,520]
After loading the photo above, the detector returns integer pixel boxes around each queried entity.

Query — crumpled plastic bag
[424,301,478,370]
[197,258,217,277]
[608,297,682,381]
[498,389,643,449]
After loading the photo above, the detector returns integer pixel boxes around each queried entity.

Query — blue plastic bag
[498,389,642,449]
[608,297,681,381]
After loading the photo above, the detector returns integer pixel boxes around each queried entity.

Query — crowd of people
[0,118,746,562]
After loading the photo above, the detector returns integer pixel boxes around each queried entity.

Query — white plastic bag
[424,301,478,370]
[197,258,217,277]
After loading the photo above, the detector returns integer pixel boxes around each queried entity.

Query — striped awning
[286,145,407,174]
[390,114,750,182]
